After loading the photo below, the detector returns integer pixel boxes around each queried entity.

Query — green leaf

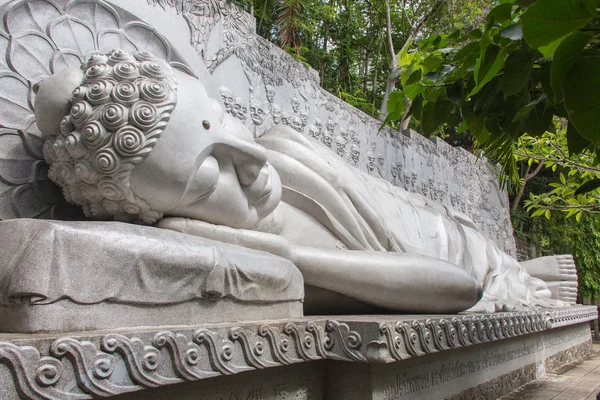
[521,0,598,49]
[404,84,424,100]
[502,49,535,97]
[454,42,480,63]
[405,69,422,86]
[487,3,513,27]
[385,90,406,122]
[564,55,600,142]
[566,121,591,155]
[407,94,424,120]
[538,35,567,58]
[545,209,551,220]
[397,39,414,67]
[421,55,443,73]
[551,32,591,102]
[574,179,600,195]
[469,29,483,39]
[447,79,465,105]
[512,94,546,122]
[421,101,439,136]
[576,210,583,222]
[472,44,505,95]
[433,95,453,126]
[500,24,523,40]
[540,62,555,103]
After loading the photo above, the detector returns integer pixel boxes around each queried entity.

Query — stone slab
[0,307,595,399]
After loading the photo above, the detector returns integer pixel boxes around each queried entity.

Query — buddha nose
[214,137,268,186]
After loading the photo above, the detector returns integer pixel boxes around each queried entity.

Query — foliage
[383,0,600,193]
[516,129,600,218]
[512,208,600,299]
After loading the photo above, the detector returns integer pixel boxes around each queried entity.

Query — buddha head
[291,95,300,113]
[326,117,335,133]
[266,85,275,103]
[335,135,346,157]
[272,104,281,124]
[249,99,266,125]
[315,118,322,133]
[322,130,333,148]
[219,85,233,113]
[35,50,282,228]
[291,116,303,133]
[281,111,290,126]
[308,124,320,139]
[299,110,308,127]
[366,151,376,172]
[350,144,360,165]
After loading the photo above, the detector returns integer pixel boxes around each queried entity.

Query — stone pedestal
[0,307,596,400]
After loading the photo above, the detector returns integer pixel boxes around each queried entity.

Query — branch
[515,151,600,174]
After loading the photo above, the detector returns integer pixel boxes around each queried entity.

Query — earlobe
[34,67,84,137]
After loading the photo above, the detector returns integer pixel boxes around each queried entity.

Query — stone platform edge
[0,306,596,400]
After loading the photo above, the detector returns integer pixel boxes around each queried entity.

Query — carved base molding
[0,306,596,400]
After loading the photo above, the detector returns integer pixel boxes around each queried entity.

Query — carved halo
[0,0,194,221]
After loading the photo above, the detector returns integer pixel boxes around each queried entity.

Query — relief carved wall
[146,0,517,255]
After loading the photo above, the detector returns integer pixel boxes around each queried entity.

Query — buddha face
[219,86,234,113]
[339,128,348,142]
[351,144,360,165]
[266,86,275,103]
[335,136,346,157]
[300,110,308,127]
[367,151,376,171]
[281,112,290,126]
[272,104,281,124]
[249,100,266,125]
[322,131,333,147]
[233,97,244,118]
[391,165,397,178]
[130,71,282,228]
[291,95,300,113]
[315,118,322,132]
[308,125,320,139]
[291,116,303,132]
[326,118,335,133]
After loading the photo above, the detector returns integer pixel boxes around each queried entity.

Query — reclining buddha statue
[24,49,571,329]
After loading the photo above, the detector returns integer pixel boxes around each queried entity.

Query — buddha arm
[157,217,483,313]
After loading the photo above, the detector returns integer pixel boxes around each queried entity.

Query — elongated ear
[34,67,84,138]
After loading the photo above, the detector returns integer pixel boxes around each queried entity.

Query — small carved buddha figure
[232,96,243,118]
[34,50,564,315]
[338,127,348,143]
[249,99,266,126]
[272,104,282,124]
[281,111,291,126]
[326,117,335,134]
[291,95,300,113]
[299,110,308,128]
[322,129,333,148]
[335,135,346,158]
[291,115,303,133]
[219,85,234,113]
[390,164,398,179]
[308,124,321,140]
[366,151,376,173]
[314,118,323,135]
[266,86,275,103]
[350,144,360,167]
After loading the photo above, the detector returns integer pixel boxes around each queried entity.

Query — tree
[383,0,600,195]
